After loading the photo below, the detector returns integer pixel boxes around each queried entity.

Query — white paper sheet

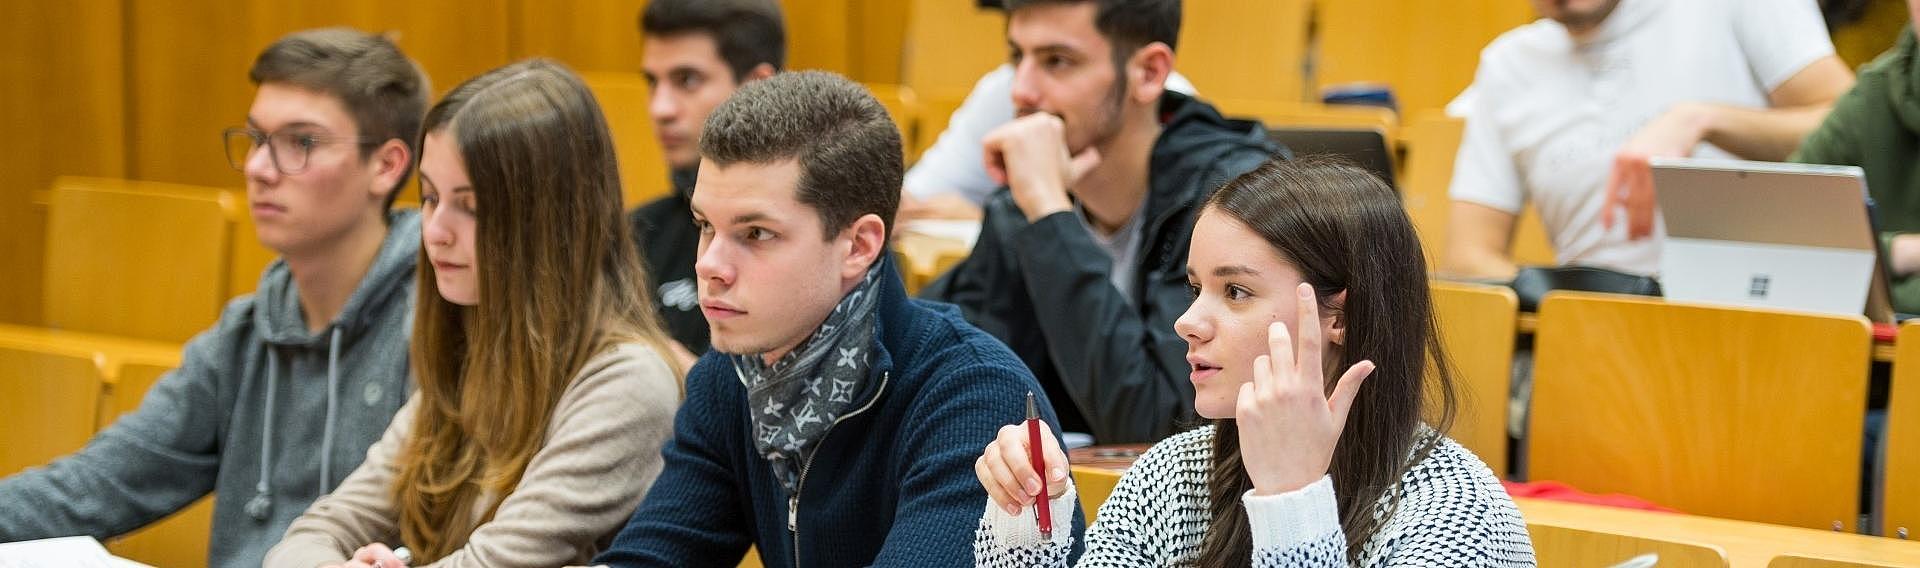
[0,536,154,568]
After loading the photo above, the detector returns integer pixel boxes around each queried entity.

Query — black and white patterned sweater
[973,425,1537,566]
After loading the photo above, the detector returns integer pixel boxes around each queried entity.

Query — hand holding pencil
[1026,392,1053,537]
[974,392,1070,523]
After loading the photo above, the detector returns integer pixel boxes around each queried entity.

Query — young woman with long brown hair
[971,157,1536,566]
[265,59,684,568]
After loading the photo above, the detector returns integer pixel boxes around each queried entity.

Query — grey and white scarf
[730,262,884,493]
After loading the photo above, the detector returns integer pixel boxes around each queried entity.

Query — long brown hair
[393,59,681,561]
[1192,156,1458,565]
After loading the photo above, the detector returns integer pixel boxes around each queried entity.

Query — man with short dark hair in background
[921,0,1279,445]
[628,0,785,363]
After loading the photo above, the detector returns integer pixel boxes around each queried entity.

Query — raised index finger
[1293,282,1322,387]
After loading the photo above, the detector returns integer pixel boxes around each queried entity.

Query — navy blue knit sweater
[595,258,1085,567]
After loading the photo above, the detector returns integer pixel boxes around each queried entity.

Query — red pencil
[1025,391,1052,539]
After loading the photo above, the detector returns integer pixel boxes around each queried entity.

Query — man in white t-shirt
[1444,0,1855,278]
[897,64,1197,221]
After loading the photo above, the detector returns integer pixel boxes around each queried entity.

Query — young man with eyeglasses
[0,28,427,568]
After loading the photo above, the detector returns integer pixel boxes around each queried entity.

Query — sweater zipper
[787,370,890,568]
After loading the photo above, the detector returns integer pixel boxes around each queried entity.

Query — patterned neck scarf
[730,262,884,494]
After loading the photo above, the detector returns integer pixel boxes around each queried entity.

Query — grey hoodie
[0,210,421,568]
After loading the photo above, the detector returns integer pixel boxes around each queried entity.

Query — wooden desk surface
[0,323,183,368]
[892,228,973,294]
[1068,444,1150,473]
[1517,497,1920,567]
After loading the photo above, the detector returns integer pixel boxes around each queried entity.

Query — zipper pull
[788,494,799,532]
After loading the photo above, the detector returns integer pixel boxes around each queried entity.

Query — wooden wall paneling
[127,0,258,189]
[1313,0,1535,115]
[903,0,1005,101]
[509,0,647,73]
[1178,0,1312,103]
[0,0,127,326]
[579,70,672,208]
[778,0,849,76]
[127,0,514,190]
[850,0,908,84]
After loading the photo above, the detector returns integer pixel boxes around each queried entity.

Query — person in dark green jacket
[1793,22,1920,313]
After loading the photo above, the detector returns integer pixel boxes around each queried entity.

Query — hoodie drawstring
[247,349,280,521]
[246,327,347,520]
[319,327,342,495]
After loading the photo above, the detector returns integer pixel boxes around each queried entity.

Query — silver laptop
[1651,157,1894,323]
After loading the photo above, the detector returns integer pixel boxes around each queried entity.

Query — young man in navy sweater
[593,71,1080,566]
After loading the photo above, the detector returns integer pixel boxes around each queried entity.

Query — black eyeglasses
[223,127,384,175]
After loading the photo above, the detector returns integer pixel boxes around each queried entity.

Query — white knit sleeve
[1244,475,1349,566]
[972,482,1078,568]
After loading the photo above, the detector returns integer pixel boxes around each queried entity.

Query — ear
[368,139,411,204]
[743,63,776,83]
[1323,289,1349,347]
[840,213,888,283]
[1128,42,1175,106]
